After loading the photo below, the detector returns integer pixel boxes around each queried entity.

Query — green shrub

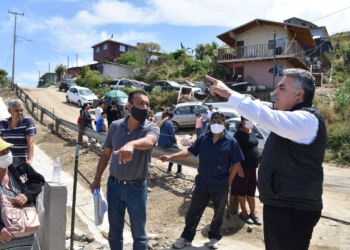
[327,123,350,163]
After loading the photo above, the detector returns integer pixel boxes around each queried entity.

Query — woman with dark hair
[105,101,119,128]
[80,104,100,146]
[230,116,262,226]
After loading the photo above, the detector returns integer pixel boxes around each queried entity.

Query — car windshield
[167,81,181,87]
[79,89,94,96]
[256,124,271,138]
[117,97,128,102]
[67,80,76,84]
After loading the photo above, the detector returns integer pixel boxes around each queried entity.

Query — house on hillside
[92,39,137,63]
[65,62,133,80]
[284,17,332,59]
[216,19,316,87]
[38,72,55,86]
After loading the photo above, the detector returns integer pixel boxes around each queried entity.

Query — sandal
[239,213,254,224]
[251,216,262,226]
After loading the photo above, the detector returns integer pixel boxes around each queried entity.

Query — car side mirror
[255,133,263,139]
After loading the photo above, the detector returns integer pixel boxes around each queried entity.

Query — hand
[90,180,101,194]
[12,194,28,206]
[205,75,234,99]
[238,165,244,178]
[26,159,32,165]
[0,227,12,244]
[113,142,135,164]
[158,155,171,162]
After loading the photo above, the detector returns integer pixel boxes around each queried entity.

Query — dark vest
[258,102,327,211]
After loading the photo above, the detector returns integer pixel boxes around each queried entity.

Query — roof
[91,39,137,49]
[217,19,315,47]
[283,17,318,27]
[39,72,55,79]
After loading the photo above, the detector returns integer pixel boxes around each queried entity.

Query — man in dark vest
[206,68,327,250]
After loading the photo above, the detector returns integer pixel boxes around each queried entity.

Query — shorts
[230,168,257,197]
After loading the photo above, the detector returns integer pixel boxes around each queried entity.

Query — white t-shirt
[95,107,103,121]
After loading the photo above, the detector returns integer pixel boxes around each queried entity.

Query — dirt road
[12,86,350,249]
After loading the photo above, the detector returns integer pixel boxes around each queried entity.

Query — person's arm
[228,162,242,185]
[206,75,318,144]
[159,148,192,162]
[26,135,34,165]
[90,147,112,193]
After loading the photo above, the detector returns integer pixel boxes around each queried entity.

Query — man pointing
[206,68,327,250]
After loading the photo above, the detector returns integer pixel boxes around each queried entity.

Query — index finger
[205,75,217,84]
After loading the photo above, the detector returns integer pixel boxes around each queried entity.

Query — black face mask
[130,106,149,122]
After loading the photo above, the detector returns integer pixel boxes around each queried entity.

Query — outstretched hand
[205,75,234,99]
[113,142,135,164]
[158,155,171,162]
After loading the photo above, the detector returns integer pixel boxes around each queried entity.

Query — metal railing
[218,41,306,63]
[12,84,199,168]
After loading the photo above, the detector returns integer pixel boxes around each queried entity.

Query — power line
[312,6,350,22]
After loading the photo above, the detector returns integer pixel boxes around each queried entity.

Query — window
[120,45,125,52]
[193,105,208,114]
[225,121,239,133]
[128,47,133,52]
[103,44,108,50]
[95,47,100,53]
[274,63,284,76]
[175,106,191,115]
[268,40,274,50]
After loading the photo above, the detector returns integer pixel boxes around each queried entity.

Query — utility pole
[49,63,50,84]
[8,10,24,88]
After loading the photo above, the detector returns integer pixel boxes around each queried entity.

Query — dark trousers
[181,184,229,242]
[263,205,321,250]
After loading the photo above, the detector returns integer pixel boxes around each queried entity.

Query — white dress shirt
[228,92,319,144]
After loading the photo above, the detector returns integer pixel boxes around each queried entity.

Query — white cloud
[16,72,40,88]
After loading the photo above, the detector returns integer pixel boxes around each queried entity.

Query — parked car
[225,117,271,157]
[155,102,239,132]
[66,86,99,107]
[110,79,134,90]
[59,79,77,92]
[243,94,273,109]
[144,80,181,92]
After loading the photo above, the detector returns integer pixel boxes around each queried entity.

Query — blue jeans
[107,176,147,250]
[196,128,202,138]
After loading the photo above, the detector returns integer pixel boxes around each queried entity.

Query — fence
[10,83,200,250]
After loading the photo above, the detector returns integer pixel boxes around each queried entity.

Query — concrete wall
[37,183,67,250]
[235,25,291,46]
[231,59,295,87]
[101,63,133,79]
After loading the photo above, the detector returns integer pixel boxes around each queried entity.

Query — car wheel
[66,96,70,103]
[172,121,180,132]
[78,100,82,107]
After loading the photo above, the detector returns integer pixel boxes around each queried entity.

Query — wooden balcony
[217,41,308,69]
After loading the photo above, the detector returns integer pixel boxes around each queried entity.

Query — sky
[0,0,349,88]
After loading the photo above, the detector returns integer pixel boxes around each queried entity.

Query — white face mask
[0,152,13,169]
[210,123,225,134]
[244,120,254,129]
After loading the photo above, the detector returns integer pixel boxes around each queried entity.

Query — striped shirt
[0,116,37,159]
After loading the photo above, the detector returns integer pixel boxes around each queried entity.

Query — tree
[195,41,218,60]
[55,64,66,82]
[137,43,162,64]
[0,69,8,86]
[115,51,146,67]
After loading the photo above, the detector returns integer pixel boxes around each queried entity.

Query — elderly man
[206,68,327,250]
[0,99,36,164]
[159,111,243,249]
[90,90,160,250]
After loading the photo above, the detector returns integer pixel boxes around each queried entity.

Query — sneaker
[166,171,174,176]
[173,237,192,249]
[95,143,102,147]
[176,172,186,179]
[208,238,219,249]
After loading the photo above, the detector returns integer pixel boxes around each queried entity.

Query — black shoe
[239,213,254,224]
[251,216,262,226]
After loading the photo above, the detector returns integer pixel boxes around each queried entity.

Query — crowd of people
[0,68,328,250]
